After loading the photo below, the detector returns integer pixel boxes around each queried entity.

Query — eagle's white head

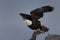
[23,19,32,25]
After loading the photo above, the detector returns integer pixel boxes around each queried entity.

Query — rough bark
[30,31,44,40]
[30,32,60,40]
[45,34,60,40]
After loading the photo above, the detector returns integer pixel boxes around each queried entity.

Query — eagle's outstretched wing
[30,6,54,19]
[20,13,32,20]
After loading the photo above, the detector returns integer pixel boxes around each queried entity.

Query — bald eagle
[19,6,54,32]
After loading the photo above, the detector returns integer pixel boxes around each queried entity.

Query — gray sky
[0,0,60,40]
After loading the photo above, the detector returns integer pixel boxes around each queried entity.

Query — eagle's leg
[41,24,49,32]
[34,24,49,34]
[34,28,40,32]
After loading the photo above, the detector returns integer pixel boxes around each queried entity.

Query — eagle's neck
[23,19,32,25]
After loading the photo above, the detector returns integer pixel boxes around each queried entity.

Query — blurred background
[0,0,60,40]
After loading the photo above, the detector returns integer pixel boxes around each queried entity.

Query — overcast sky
[0,0,60,40]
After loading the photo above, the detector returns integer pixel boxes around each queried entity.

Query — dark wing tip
[47,6,54,12]
[19,13,32,20]
[19,13,26,18]
[41,6,54,12]
[49,6,54,12]
[19,13,24,16]
[19,13,26,17]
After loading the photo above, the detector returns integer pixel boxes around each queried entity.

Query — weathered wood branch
[45,34,60,40]
[30,31,44,40]
[30,32,60,40]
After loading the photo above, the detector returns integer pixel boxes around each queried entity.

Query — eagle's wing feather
[30,6,54,19]
[20,13,32,20]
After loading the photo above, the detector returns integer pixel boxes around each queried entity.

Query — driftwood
[45,34,60,40]
[30,31,45,40]
[30,32,60,40]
